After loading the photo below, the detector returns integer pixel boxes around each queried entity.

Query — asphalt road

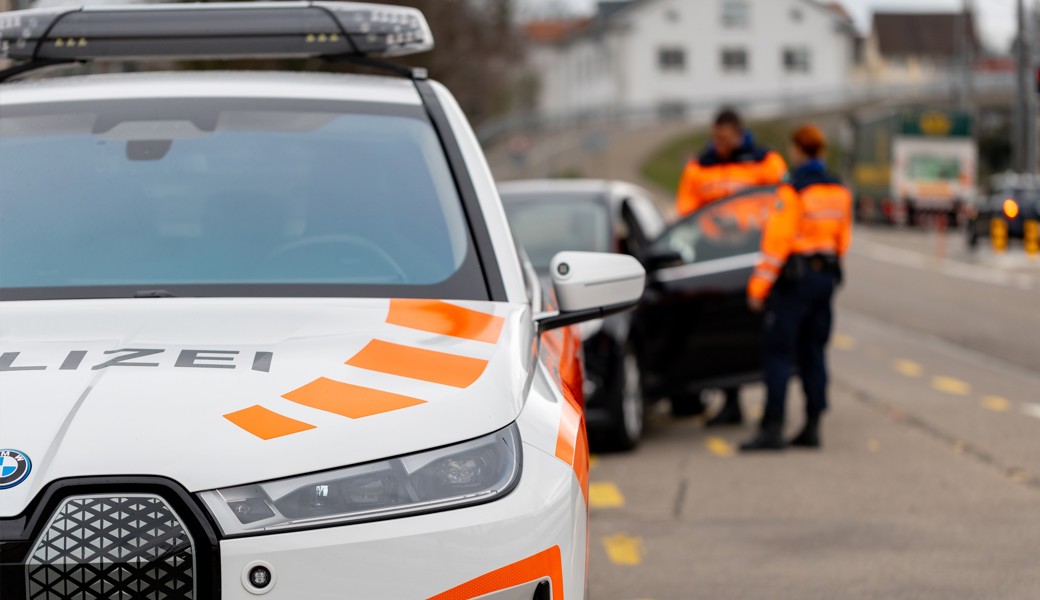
[587,227,1040,599]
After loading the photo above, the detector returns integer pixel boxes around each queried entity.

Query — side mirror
[537,251,646,331]
[639,247,684,271]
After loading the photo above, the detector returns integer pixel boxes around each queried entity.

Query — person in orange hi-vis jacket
[741,124,852,452]
[676,108,788,217]
[674,108,788,427]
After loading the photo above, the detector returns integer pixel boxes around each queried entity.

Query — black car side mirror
[639,247,684,271]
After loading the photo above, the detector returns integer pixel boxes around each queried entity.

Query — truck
[853,108,978,226]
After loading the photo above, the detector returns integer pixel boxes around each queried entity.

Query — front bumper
[218,444,586,599]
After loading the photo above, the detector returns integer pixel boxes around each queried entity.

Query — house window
[721,0,750,28]
[783,47,811,73]
[658,47,687,72]
[721,48,749,73]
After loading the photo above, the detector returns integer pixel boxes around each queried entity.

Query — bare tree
[396,0,526,124]
[176,0,527,124]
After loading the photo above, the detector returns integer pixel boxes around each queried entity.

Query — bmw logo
[0,449,31,490]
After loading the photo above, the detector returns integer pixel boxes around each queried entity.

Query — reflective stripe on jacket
[748,162,853,301]
[676,142,787,216]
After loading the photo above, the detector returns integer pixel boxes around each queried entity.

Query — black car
[501,180,778,450]
[966,186,1040,250]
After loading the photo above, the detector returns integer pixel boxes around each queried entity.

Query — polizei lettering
[0,349,274,372]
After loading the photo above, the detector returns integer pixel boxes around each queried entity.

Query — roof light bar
[0,2,434,63]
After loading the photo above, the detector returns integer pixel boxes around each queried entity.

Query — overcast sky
[521,0,1023,51]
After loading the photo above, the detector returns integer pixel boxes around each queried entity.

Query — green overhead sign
[899,109,974,138]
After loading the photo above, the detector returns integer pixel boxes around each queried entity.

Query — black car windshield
[503,194,612,271]
[0,98,487,300]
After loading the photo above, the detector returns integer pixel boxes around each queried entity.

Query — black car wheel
[600,346,645,452]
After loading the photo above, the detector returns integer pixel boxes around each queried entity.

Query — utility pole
[1015,0,1039,175]
[1032,0,1040,176]
[958,0,975,109]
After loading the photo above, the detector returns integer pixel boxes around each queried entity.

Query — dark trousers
[762,269,836,423]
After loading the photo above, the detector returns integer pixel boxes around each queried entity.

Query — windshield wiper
[133,289,177,298]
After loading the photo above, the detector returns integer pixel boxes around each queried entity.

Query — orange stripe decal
[347,339,488,388]
[428,546,564,600]
[555,397,589,505]
[283,377,426,419]
[555,400,581,466]
[224,405,316,440]
[387,299,505,344]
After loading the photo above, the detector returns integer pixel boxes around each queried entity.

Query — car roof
[499,178,668,218]
[498,179,657,206]
[0,71,422,106]
[498,179,613,197]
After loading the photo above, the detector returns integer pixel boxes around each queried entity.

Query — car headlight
[198,423,521,535]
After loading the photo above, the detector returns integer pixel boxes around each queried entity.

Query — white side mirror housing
[539,252,646,331]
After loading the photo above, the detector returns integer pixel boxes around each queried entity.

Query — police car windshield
[503,194,612,272]
[0,98,487,301]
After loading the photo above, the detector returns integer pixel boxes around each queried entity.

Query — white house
[527,0,857,118]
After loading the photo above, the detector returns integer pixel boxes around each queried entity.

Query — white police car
[0,3,645,598]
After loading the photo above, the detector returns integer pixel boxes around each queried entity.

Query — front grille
[25,494,196,600]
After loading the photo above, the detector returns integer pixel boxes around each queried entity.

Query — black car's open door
[633,187,779,399]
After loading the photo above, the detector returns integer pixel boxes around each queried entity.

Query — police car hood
[0,298,531,516]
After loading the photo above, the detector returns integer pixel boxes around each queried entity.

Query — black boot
[790,415,821,448]
[706,396,744,427]
[740,421,786,452]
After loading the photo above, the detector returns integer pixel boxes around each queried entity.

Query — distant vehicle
[501,180,777,449]
[853,109,977,226]
[501,180,666,450]
[966,174,1040,249]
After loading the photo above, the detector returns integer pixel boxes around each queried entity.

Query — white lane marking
[1023,404,1040,420]
[854,238,1035,290]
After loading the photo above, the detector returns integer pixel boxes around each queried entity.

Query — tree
[396,0,525,124]
[178,0,526,124]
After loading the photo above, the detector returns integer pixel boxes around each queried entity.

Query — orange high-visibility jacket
[748,164,853,301]
[676,142,787,216]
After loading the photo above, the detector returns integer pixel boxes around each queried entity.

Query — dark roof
[596,1,634,19]
[547,0,853,46]
[872,12,980,60]
[524,19,592,43]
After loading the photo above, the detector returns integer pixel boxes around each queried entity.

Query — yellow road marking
[602,534,645,566]
[982,396,1011,412]
[833,334,856,350]
[867,439,881,453]
[589,454,600,469]
[706,437,735,457]
[953,440,966,455]
[1009,469,1032,484]
[932,376,971,396]
[894,359,923,378]
[588,482,625,508]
